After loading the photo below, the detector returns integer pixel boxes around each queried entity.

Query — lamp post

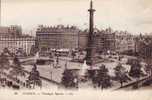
[50,65,53,80]
[65,60,68,70]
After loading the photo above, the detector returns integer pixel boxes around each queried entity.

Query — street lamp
[50,69,52,80]
[65,60,68,70]
[50,57,53,80]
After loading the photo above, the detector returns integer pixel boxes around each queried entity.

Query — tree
[10,56,25,78]
[16,48,27,57]
[0,53,10,72]
[61,69,75,88]
[28,64,42,88]
[128,59,146,89]
[114,63,131,87]
[92,64,112,89]
[3,48,13,57]
[129,59,144,79]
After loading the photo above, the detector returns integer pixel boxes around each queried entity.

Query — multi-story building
[9,25,22,37]
[93,28,135,54]
[0,36,35,56]
[94,28,115,53]
[135,34,152,58]
[36,25,136,56]
[36,25,86,55]
[0,25,35,56]
[114,31,135,53]
[0,25,22,37]
[78,30,88,50]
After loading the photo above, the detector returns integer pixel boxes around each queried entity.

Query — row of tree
[0,52,42,88]
[61,59,146,89]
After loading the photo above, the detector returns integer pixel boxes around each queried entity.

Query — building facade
[36,25,88,55]
[36,25,136,56]
[92,28,135,54]
[0,25,22,37]
[78,30,88,50]
[114,31,135,53]
[0,25,34,56]
[94,28,116,53]
[0,36,35,56]
[134,34,152,58]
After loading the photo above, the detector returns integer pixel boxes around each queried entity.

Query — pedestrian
[73,77,79,88]
[120,79,123,87]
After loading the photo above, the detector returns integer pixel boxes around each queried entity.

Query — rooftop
[36,25,80,33]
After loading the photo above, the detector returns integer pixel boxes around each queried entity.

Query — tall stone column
[86,0,96,66]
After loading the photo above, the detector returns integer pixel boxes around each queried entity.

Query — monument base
[85,56,104,67]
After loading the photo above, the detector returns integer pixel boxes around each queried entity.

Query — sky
[1,0,152,34]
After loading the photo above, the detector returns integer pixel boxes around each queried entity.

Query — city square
[0,0,152,91]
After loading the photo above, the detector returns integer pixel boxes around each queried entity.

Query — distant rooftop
[36,25,80,33]
[0,26,10,34]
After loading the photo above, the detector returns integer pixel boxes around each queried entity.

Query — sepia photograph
[0,0,152,100]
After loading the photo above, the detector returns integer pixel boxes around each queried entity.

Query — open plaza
[0,0,152,91]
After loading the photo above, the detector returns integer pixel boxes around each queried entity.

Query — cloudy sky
[1,0,152,34]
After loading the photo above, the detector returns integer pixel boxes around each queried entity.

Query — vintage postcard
[0,0,152,100]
